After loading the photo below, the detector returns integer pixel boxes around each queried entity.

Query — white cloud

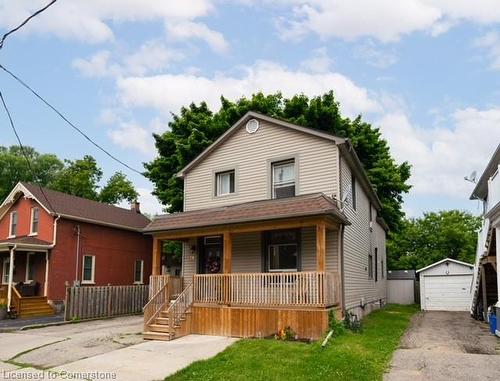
[299,47,333,73]
[166,21,229,53]
[116,60,381,119]
[377,108,500,199]
[473,31,500,70]
[107,121,155,156]
[353,42,398,68]
[0,1,217,44]
[273,0,500,43]
[72,41,184,78]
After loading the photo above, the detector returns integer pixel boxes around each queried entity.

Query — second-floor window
[30,207,39,235]
[272,159,295,199]
[9,211,18,237]
[351,174,357,210]
[215,170,235,196]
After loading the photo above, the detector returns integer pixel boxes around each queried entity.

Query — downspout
[340,224,346,316]
[7,244,17,313]
[74,225,81,285]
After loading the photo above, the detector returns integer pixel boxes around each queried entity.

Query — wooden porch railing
[0,285,7,302]
[11,286,22,314]
[149,275,182,298]
[193,271,340,308]
[144,275,183,330]
[166,282,193,332]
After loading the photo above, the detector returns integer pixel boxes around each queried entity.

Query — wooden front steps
[143,311,190,341]
[12,296,55,318]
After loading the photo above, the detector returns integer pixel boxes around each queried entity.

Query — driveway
[385,311,500,381]
[0,316,237,381]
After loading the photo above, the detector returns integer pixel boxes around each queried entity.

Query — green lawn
[166,304,419,381]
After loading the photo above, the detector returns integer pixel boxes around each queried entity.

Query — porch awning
[144,192,349,234]
[0,236,53,251]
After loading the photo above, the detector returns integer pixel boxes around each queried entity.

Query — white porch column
[496,227,500,337]
[7,247,15,312]
[44,251,50,297]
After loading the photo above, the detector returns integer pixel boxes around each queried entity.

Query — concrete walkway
[0,316,237,381]
[53,335,238,381]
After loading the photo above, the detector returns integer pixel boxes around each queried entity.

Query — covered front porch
[143,194,348,340]
[0,237,54,318]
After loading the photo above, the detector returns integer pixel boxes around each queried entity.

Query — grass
[166,304,419,381]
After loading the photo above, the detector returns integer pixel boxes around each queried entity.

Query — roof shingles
[21,183,150,231]
[144,193,348,233]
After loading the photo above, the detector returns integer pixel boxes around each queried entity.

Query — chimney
[130,200,141,214]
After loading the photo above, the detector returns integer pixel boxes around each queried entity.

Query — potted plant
[0,304,7,320]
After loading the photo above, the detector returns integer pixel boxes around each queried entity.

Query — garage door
[423,275,472,311]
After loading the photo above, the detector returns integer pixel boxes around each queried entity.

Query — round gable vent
[245,118,259,134]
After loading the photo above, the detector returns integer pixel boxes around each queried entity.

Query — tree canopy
[0,146,138,204]
[145,91,411,231]
[387,210,481,270]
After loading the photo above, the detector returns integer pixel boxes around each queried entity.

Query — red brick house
[0,182,152,318]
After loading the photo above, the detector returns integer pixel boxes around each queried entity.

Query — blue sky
[1,1,500,216]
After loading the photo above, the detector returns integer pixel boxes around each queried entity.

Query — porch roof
[0,236,53,251]
[144,193,349,234]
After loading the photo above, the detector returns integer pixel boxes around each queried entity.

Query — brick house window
[30,207,39,235]
[82,255,95,284]
[9,211,17,237]
[134,260,144,284]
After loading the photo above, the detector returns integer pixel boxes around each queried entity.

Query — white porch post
[44,251,50,297]
[496,227,500,337]
[7,246,15,312]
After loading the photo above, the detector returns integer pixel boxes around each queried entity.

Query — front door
[198,236,223,274]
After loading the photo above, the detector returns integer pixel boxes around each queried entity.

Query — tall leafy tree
[387,210,481,270]
[0,146,139,206]
[145,91,411,231]
[0,146,63,201]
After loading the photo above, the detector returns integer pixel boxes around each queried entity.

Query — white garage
[417,258,474,311]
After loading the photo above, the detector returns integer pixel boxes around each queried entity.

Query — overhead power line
[0,63,144,176]
[0,0,58,50]
[0,90,57,213]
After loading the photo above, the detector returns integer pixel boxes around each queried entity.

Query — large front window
[266,230,299,272]
[272,160,295,199]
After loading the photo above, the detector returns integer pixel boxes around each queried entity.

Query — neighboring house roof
[0,182,150,232]
[416,258,474,273]
[470,143,500,201]
[0,236,53,250]
[176,111,382,210]
[144,192,349,233]
[387,270,416,280]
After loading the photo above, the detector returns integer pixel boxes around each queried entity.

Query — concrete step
[143,331,173,341]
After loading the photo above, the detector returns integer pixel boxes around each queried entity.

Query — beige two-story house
[143,111,388,341]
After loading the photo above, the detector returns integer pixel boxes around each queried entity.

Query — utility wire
[0,90,57,213]
[0,0,58,50]
[0,63,144,176]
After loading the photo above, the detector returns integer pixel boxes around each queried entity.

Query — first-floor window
[134,260,144,284]
[266,230,299,272]
[381,259,385,279]
[374,248,378,282]
[368,253,373,280]
[2,258,10,284]
[82,255,95,284]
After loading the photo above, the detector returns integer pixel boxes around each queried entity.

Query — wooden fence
[65,285,149,321]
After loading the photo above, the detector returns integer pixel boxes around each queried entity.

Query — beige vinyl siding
[232,232,262,273]
[184,120,339,211]
[340,156,386,312]
[301,227,339,272]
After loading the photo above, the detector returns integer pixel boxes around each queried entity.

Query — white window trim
[134,260,144,284]
[267,243,298,272]
[8,211,17,238]
[29,207,39,236]
[25,252,35,283]
[82,255,95,284]
[2,258,11,285]
[271,159,296,199]
[215,169,236,197]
